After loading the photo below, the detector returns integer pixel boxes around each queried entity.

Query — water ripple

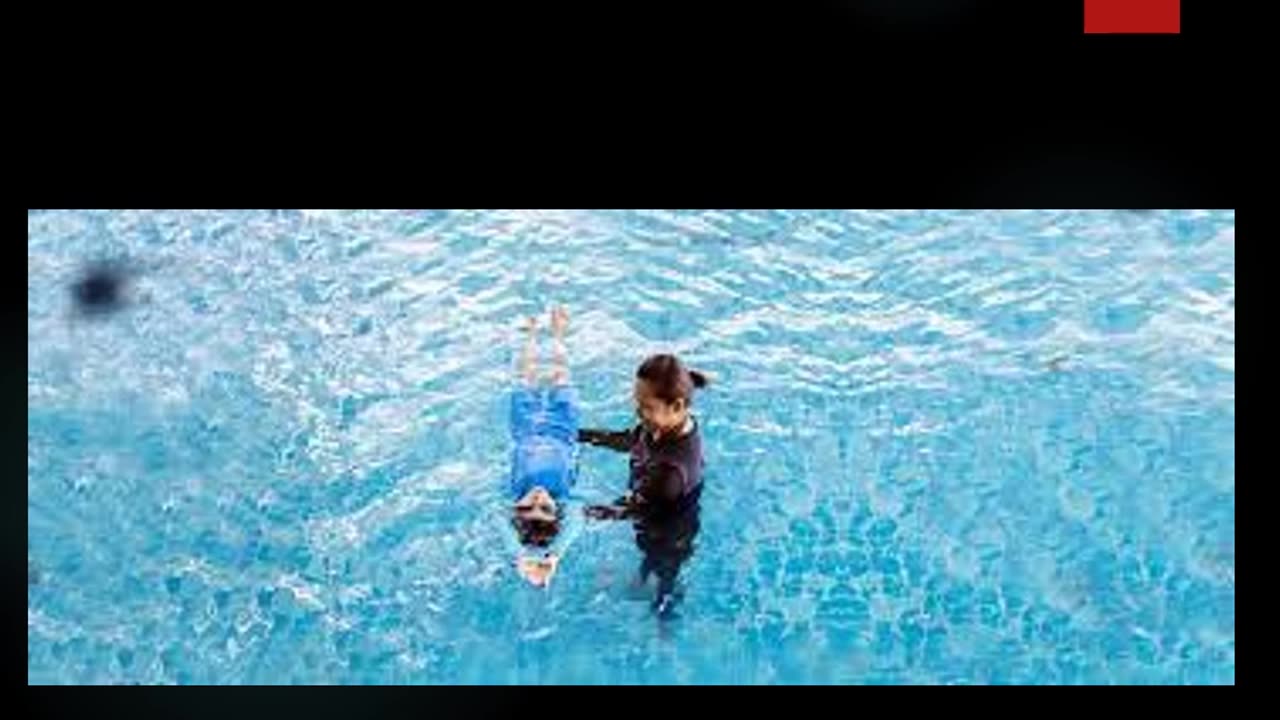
[28,210,1233,684]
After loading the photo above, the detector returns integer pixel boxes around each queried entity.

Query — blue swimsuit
[509,385,580,500]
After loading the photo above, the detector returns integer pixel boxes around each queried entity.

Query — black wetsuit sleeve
[578,427,635,453]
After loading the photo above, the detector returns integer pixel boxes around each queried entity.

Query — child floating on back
[505,306,583,587]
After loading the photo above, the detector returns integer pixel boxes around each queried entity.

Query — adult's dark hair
[635,354,709,405]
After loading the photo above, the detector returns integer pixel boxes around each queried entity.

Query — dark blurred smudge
[69,259,141,319]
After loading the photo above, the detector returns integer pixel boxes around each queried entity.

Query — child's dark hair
[636,354,709,405]
[514,516,560,547]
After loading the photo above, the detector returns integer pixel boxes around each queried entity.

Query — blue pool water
[27,210,1234,685]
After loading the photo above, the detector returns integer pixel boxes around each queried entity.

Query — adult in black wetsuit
[581,353,708,617]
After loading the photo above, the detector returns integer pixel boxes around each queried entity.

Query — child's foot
[550,305,569,337]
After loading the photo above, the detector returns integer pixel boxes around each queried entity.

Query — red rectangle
[1085,0,1180,33]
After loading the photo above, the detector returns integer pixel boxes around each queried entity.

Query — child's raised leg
[511,316,545,443]
[519,315,540,387]
[543,306,581,444]
[548,305,570,386]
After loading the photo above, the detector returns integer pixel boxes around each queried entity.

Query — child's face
[515,486,558,524]
[634,380,687,436]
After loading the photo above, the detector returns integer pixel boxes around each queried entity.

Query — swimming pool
[27,209,1235,685]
